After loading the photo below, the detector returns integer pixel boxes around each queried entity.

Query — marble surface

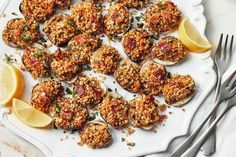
[1,0,236,157]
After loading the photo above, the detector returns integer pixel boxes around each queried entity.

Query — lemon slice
[178,17,212,52]
[0,62,25,106]
[12,98,53,128]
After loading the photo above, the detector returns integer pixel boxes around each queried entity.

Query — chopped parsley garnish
[88,111,98,121]
[137,23,144,28]
[72,89,77,97]
[157,2,164,9]
[150,35,159,40]
[121,137,125,142]
[43,60,50,68]
[135,16,141,22]
[11,12,18,16]
[53,123,58,129]
[76,30,83,34]
[168,39,174,44]
[20,34,31,41]
[167,72,172,78]
[149,42,153,47]
[70,129,78,134]
[39,36,47,43]
[4,54,16,63]
[127,142,135,147]
[66,87,73,95]
[140,13,144,18]
[33,52,43,58]
[22,23,28,31]
[55,104,61,114]
[67,19,75,26]
[123,104,129,108]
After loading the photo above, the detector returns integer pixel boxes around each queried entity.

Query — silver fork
[170,34,235,157]
[201,34,234,155]
[181,74,236,157]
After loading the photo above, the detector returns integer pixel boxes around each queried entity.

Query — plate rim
[0,0,216,157]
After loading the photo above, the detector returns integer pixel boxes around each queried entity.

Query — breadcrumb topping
[99,94,129,129]
[73,74,105,107]
[140,60,168,95]
[80,122,112,148]
[2,18,40,48]
[90,45,121,74]
[22,46,51,79]
[68,34,101,65]
[71,2,104,34]
[128,95,159,128]
[31,80,64,113]
[114,59,141,93]
[104,3,130,36]
[51,49,82,81]
[163,74,195,104]
[145,0,181,35]
[44,14,76,47]
[151,36,186,63]
[119,0,150,8]
[123,29,153,62]
[50,97,88,129]
[20,0,55,22]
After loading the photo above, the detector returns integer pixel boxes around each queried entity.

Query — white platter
[0,0,216,157]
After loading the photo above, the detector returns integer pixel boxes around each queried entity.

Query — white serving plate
[0,0,216,157]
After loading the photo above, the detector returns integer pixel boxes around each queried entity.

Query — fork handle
[200,67,222,155]
[169,101,220,157]
[181,105,232,157]
[201,112,216,155]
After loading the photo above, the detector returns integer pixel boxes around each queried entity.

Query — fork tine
[230,75,236,86]
[229,35,234,58]
[230,85,236,95]
[215,34,223,58]
[225,71,236,86]
[223,34,229,60]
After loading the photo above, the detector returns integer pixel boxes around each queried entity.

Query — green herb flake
[137,23,144,28]
[88,111,98,121]
[135,16,141,22]
[70,129,78,134]
[121,137,125,142]
[4,54,15,63]
[150,35,159,40]
[67,19,75,26]
[33,52,43,58]
[20,34,31,41]
[149,42,153,47]
[88,114,96,121]
[66,87,73,95]
[157,2,163,9]
[72,89,77,97]
[167,72,171,78]
[76,30,83,34]
[127,142,136,147]
[11,12,18,16]
[42,60,50,68]
[55,104,61,114]
[53,123,58,129]
[123,104,129,108]
[22,23,28,31]
[140,13,144,18]
[168,39,174,44]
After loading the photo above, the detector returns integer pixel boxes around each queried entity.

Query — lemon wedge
[12,98,53,128]
[0,62,25,106]
[178,17,212,52]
